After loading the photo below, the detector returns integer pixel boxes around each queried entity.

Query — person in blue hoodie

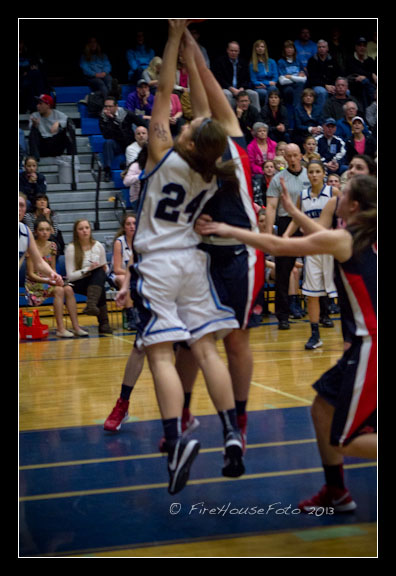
[249,39,279,107]
[80,37,113,97]
[126,30,155,84]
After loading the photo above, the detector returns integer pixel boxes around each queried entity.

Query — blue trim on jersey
[189,316,237,336]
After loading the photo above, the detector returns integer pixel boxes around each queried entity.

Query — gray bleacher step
[46,181,116,191]
[58,211,120,224]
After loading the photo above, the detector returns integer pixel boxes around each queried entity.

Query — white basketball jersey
[133,149,217,254]
[300,184,333,220]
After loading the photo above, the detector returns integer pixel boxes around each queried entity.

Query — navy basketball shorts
[199,243,264,330]
[313,334,377,447]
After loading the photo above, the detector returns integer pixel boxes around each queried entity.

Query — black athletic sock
[311,323,320,337]
[218,408,238,437]
[235,400,247,417]
[183,393,192,410]
[120,384,133,401]
[323,464,345,490]
[163,417,182,454]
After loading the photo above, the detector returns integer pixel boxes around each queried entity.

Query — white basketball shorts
[302,254,338,298]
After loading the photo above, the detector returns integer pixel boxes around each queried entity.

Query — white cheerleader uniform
[132,147,238,348]
[300,184,338,298]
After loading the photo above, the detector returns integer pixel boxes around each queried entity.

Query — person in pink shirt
[247,122,277,174]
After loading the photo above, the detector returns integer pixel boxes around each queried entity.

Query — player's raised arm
[147,20,188,169]
[184,26,242,137]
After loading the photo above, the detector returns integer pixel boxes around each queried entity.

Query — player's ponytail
[347,175,377,257]
[175,117,239,186]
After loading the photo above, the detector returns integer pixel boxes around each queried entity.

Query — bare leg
[53,286,66,332]
[64,285,81,331]
[223,329,252,403]
[146,341,184,420]
[311,394,343,466]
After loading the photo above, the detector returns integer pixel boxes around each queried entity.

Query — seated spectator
[212,40,260,111]
[306,40,340,114]
[249,39,279,107]
[301,134,321,167]
[294,27,318,73]
[260,88,290,143]
[23,192,65,255]
[25,216,88,338]
[247,122,277,175]
[19,39,48,114]
[326,172,341,188]
[126,31,155,84]
[19,156,47,209]
[125,125,148,166]
[80,37,114,98]
[122,145,148,211]
[294,87,323,147]
[141,56,162,91]
[365,88,377,138]
[277,40,307,127]
[328,27,348,76]
[344,116,377,164]
[107,213,137,330]
[345,36,377,110]
[174,53,190,94]
[125,79,154,127]
[234,90,261,144]
[99,96,139,181]
[28,94,75,161]
[65,219,112,334]
[169,93,185,135]
[315,118,347,175]
[335,100,371,142]
[189,26,210,68]
[273,155,288,172]
[322,76,361,121]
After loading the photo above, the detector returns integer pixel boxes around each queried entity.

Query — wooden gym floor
[19,309,377,557]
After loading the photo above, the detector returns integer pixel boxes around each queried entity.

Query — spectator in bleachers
[328,27,348,76]
[260,88,290,143]
[277,40,307,128]
[322,77,361,122]
[65,219,113,334]
[365,88,377,138]
[212,40,260,111]
[125,79,154,127]
[80,37,114,98]
[23,193,65,255]
[315,118,347,175]
[345,36,377,111]
[247,122,277,175]
[99,96,139,182]
[169,93,185,135]
[294,27,317,73]
[189,26,211,68]
[28,94,74,161]
[108,213,138,330]
[335,100,371,142]
[306,40,340,114]
[249,39,279,107]
[141,56,162,92]
[19,156,47,209]
[126,30,155,84]
[25,216,88,338]
[125,125,148,166]
[122,145,148,210]
[234,91,261,144]
[301,134,321,167]
[19,39,48,114]
[344,116,377,165]
[294,87,323,148]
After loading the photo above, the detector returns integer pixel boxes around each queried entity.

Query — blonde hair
[146,56,162,80]
[251,39,269,73]
[72,219,95,270]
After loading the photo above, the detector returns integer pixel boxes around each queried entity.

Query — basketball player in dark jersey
[199,174,377,513]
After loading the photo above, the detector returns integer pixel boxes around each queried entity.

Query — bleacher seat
[81,117,100,135]
[89,134,105,153]
[54,86,90,104]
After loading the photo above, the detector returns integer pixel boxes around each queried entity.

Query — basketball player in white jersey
[284,160,339,349]
[126,20,245,494]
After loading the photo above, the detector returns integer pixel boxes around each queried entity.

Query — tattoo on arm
[153,122,169,142]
